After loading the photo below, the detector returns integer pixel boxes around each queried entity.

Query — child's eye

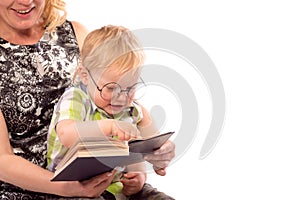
[106,86,116,91]
[103,83,121,94]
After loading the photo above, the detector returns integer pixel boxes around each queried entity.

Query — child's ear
[78,65,89,85]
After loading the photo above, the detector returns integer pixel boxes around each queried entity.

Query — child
[47,25,174,199]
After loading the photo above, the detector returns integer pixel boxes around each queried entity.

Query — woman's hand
[120,172,146,196]
[59,171,116,198]
[144,140,175,176]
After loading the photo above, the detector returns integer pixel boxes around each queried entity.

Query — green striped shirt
[47,83,143,171]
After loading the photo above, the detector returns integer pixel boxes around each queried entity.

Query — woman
[0,0,116,198]
[0,0,175,199]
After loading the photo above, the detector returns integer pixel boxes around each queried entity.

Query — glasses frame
[87,70,146,101]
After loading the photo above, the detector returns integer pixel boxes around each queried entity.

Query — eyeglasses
[88,72,146,101]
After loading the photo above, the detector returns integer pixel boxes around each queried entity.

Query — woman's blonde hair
[81,25,145,74]
[43,0,67,32]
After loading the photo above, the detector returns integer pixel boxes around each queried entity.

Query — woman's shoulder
[69,21,89,50]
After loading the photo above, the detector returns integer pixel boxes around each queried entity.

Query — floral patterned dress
[0,20,80,199]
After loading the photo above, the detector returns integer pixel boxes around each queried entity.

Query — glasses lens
[101,83,121,100]
[100,82,147,100]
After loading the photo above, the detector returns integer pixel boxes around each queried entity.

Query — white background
[66,0,300,199]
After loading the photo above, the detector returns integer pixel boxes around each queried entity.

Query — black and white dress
[0,20,80,199]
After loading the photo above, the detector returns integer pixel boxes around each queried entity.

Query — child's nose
[114,91,128,101]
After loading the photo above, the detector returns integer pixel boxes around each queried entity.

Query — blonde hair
[81,25,145,74]
[43,0,67,32]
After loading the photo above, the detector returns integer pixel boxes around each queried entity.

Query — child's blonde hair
[81,25,145,74]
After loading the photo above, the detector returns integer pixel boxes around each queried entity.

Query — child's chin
[106,106,123,115]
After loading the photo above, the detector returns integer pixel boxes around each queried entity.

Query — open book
[51,131,174,181]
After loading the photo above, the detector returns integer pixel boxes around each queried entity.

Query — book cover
[51,131,174,181]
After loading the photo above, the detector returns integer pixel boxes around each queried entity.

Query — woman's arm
[71,21,89,50]
[0,110,62,194]
[0,110,115,197]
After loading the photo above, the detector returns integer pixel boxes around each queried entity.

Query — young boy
[47,25,174,199]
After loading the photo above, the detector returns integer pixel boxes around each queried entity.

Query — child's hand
[111,120,140,141]
[120,172,146,196]
[144,140,175,176]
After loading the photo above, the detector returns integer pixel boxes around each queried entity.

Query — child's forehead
[94,68,140,84]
